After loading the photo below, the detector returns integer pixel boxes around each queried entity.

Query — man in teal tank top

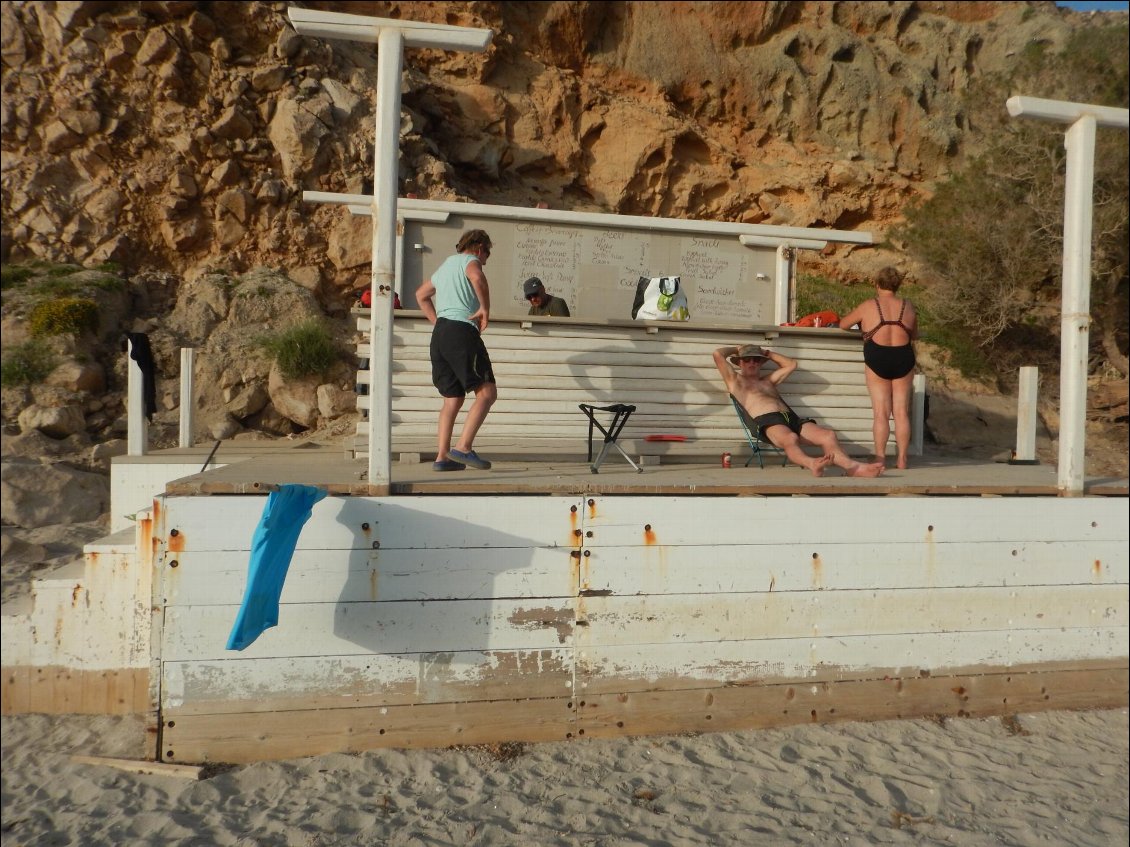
[415,229,498,471]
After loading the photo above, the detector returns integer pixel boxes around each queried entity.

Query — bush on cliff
[256,318,340,379]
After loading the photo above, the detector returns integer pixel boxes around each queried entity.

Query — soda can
[722,452,732,468]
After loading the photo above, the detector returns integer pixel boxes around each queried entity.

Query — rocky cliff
[1,0,1105,298]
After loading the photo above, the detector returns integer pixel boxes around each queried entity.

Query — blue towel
[226,484,328,651]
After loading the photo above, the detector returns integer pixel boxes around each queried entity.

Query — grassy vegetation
[797,273,990,379]
[29,297,100,337]
[255,318,339,379]
[1,261,125,296]
[0,339,57,386]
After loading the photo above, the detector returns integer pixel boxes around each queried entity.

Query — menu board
[402,214,779,326]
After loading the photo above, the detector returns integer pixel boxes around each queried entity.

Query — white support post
[1006,96,1129,495]
[1012,366,1038,464]
[287,8,493,491]
[365,25,404,491]
[1056,115,1096,493]
[911,373,926,457]
[179,348,195,449]
[775,245,793,326]
[126,339,148,457]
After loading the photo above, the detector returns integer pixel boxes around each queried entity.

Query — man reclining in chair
[714,344,885,478]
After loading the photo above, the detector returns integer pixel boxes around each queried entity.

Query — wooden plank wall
[353,314,873,458]
[154,493,1128,763]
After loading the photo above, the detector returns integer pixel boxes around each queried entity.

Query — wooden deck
[154,440,1129,498]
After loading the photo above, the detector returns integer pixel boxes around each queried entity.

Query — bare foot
[846,461,885,478]
[808,454,833,477]
[896,457,908,470]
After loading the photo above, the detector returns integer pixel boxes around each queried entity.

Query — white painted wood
[1006,97,1129,493]
[578,496,1129,546]
[579,627,1128,690]
[126,342,147,456]
[316,194,875,245]
[353,315,876,456]
[364,25,405,491]
[111,460,211,534]
[162,648,574,711]
[776,244,793,325]
[160,538,1127,608]
[1006,95,1130,129]
[1058,115,1097,495]
[162,597,574,661]
[153,494,588,551]
[9,525,149,671]
[178,348,194,449]
[287,8,494,51]
[574,585,1126,647]
[151,492,1127,737]
[740,234,828,251]
[1016,366,1038,461]
[160,547,579,606]
[585,540,1130,595]
[912,372,926,456]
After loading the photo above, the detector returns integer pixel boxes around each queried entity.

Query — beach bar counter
[2,8,1127,764]
[2,308,1126,765]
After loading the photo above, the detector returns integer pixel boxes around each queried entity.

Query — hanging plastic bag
[631,276,691,321]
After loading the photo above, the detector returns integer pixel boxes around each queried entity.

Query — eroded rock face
[0,0,1097,290]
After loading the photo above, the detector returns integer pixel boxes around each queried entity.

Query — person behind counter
[714,344,885,478]
[523,277,571,317]
[415,229,498,472]
[839,267,918,469]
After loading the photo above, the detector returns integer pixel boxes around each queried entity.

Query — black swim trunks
[749,405,815,442]
[430,318,496,397]
[863,340,915,381]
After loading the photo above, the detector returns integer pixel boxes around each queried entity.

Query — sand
[1,708,1126,846]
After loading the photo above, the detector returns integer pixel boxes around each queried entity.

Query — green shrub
[797,274,990,379]
[256,318,339,379]
[0,265,35,289]
[0,339,57,386]
[795,273,871,319]
[28,297,100,337]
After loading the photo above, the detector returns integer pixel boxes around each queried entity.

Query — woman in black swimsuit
[840,267,918,469]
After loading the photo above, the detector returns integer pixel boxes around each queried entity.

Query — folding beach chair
[579,403,642,474]
[729,394,788,469]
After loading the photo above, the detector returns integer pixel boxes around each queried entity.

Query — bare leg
[864,367,892,465]
[437,396,464,458]
[453,381,497,453]
[891,371,914,469]
[799,422,885,478]
[764,427,835,478]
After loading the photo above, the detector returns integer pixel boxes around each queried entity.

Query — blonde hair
[876,267,903,292]
[456,229,492,253]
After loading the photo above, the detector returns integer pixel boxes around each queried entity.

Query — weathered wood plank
[0,667,31,714]
[157,665,1127,762]
[159,696,576,763]
[576,628,1129,694]
[573,585,1127,647]
[162,597,576,661]
[155,495,587,552]
[0,667,148,715]
[160,540,1128,607]
[575,665,1130,739]
[162,648,574,714]
[161,547,579,606]
[584,540,1130,593]
[580,496,1129,545]
[71,755,203,779]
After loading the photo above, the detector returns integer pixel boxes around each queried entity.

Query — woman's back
[860,294,916,347]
